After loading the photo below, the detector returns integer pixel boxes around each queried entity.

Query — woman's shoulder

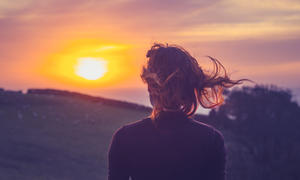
[122,117,152,131]
[112,118,153,137]
[188,118,225,142]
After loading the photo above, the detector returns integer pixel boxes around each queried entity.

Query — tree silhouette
[209,85,300,180]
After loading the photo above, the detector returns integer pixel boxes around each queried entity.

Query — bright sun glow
[75,57,108,80]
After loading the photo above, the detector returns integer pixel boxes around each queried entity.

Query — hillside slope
[0,89,151,180]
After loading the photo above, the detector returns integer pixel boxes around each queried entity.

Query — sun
[75,57,108,80]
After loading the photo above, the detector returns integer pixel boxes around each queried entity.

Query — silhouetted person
[108,43,245,180]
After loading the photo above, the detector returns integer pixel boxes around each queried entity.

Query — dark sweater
[108,111,226,180]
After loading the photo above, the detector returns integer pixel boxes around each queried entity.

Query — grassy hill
[0,89,152,180]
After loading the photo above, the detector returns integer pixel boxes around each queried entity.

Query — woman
[108,43,245,180]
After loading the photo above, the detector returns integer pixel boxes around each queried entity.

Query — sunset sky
[1,0,300,113]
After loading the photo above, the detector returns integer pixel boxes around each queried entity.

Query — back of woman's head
[141,43,246,120]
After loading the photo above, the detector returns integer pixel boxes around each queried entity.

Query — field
[0,90,151,180]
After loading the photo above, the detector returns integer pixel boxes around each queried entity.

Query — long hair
[140,43,247,121]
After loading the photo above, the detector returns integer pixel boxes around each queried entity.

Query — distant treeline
[0,88,22,94]
[0,88,152,113]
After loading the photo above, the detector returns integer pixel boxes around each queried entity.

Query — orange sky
[1,0,300,112]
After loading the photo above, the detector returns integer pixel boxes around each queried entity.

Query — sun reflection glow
[75,57,108,80]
